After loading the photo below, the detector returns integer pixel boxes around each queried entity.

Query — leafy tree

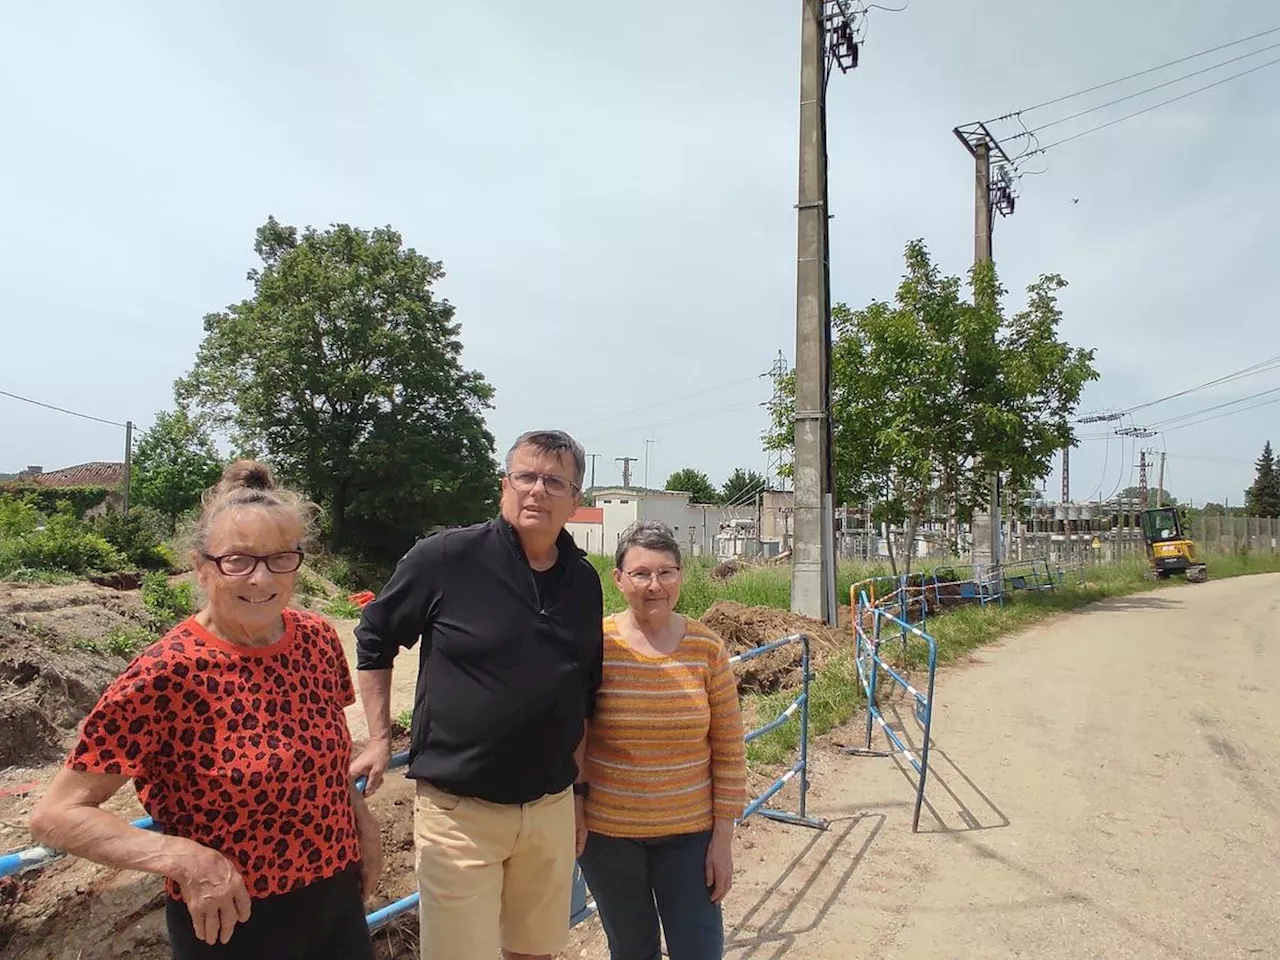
[176,217,500,561]
[665,468,720,504]
[131,409,223,532]
[1118,485,1177,507]
[721,468,766,507]
[1246,441,1280,517]
[766,239,1098,575]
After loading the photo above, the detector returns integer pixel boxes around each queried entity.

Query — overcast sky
[1,1,1276,507]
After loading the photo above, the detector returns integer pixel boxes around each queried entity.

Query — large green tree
[665,468,720,504]
[766,239,1098,574]
[721,468,766,507]
[131,408,223,531]
[1245,441,1280,517]
[176,218,499,560]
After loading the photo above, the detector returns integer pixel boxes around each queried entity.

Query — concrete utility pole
[1138,450,1149,509]
[616,456,637,489]
[586,453,600,492]
[791,0,858,623]
[1061,446,1070,505]
[952,122,1017,571]
[1156,451,1166,508]
[643,438,655,488]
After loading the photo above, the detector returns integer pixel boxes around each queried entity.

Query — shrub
[0,497,42,538]
[0,484,111,517]
[0,508,126,576]
[89,508,173,571]
[141,572,196,630]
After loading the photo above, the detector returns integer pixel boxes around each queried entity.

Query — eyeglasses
[506,471,578,498]
[201,550,305,577]
[623,568,682,586]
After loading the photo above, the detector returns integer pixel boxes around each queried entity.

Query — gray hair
[505,430,587,487]
[614,519,682,570]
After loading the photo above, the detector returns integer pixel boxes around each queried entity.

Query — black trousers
[166,862,374,960]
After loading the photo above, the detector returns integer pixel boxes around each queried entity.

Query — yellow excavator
[1139,505,1208,582]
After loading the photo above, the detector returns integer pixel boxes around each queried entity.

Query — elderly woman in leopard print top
[30,461,382,959]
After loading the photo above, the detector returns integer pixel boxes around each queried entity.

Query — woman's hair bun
[218,459,276,493]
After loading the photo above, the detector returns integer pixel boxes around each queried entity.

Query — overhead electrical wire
[1009,40,1280,140]
[0,389,126,428]
[1115,352,1280,418]
[1148,384,1280,429]
[1162,392,1280,432]
[1028,53,1280,155]
[989,25,1280,120]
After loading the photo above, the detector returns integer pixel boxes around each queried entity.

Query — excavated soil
[700,600,850,694]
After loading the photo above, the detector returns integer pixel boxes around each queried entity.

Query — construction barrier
[2,632,829,933]
[843,590,939,833]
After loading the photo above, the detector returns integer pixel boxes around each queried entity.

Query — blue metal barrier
[729,633,828,831]
[842,590,939,833]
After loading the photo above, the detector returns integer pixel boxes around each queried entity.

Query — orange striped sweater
[583,614,748,838]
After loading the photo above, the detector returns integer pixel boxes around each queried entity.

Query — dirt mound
[0,583,155,769]
[700,601,849,694]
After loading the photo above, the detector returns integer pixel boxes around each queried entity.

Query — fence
[1,633,828,935]
[843,590,939,833]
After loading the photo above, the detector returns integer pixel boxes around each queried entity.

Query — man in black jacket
[352,430,604,960]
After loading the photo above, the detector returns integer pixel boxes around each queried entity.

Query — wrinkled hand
[170,841,252,946]
[705,832,734,904]
[351,738,392,797]
[574,796,588,857]
[358,821,384,900]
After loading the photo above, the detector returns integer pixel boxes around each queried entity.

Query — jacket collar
[493,513,584,567]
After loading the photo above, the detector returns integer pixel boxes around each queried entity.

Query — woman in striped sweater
[579,520,747,960]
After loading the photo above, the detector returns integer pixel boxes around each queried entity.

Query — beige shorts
[413,779,575,959]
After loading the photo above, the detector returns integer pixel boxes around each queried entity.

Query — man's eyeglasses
[507,471,578,499]
[202,550,305,577]
[623,568,681,586]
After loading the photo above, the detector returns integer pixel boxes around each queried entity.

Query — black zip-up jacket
[354,516,604,804]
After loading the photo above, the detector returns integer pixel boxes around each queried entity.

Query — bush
[0,497,42,538]
[141,572,196,630]
[0,484,111,517]
[0,508,126,576]
[89,508,174,571]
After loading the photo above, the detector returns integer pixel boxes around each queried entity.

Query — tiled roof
[15,462,126,489]
[569,506,604,524]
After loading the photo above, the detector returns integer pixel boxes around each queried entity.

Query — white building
[567,488,753,559]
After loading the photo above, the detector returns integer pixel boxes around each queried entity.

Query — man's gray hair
[614,519,683,570]
[505,430,587,488]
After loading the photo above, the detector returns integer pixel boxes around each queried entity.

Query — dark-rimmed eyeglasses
[201,550,305,577]
[506,471,579,499]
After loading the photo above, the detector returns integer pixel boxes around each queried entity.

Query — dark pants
[578,830,724,960]
[166,862,373,960]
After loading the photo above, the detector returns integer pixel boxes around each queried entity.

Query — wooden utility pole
[790,0,834,621]
[122,420,133,515]
[615,456,638,489]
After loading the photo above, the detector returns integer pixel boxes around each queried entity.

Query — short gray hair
[614,519,682,570]
[505,430,587,488]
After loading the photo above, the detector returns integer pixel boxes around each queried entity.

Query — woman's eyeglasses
[202,550,305,577]
[623,568,681,586]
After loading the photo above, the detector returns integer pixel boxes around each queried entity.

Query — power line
[1010,40,1280,140]
[1163,392,1280,432]
[990,25,1280,120]
[1149,384,1280,429]
[1121,353,1280,416]
[0,389,126,428]
[1028,53,1280,156]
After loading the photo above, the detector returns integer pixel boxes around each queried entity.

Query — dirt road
[702,573,1280,960]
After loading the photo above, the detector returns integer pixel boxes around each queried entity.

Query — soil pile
[0,584,154,769]
[700,601,849,694]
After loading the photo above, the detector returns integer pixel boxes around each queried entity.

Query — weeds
[74,624,158,659]
[141,572,196,630]
[324,596,364,619]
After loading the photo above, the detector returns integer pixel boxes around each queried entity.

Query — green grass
[324,596,364,619]
[74,624,158,659]
[586,554,895,619]
[743,552,1280,766]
